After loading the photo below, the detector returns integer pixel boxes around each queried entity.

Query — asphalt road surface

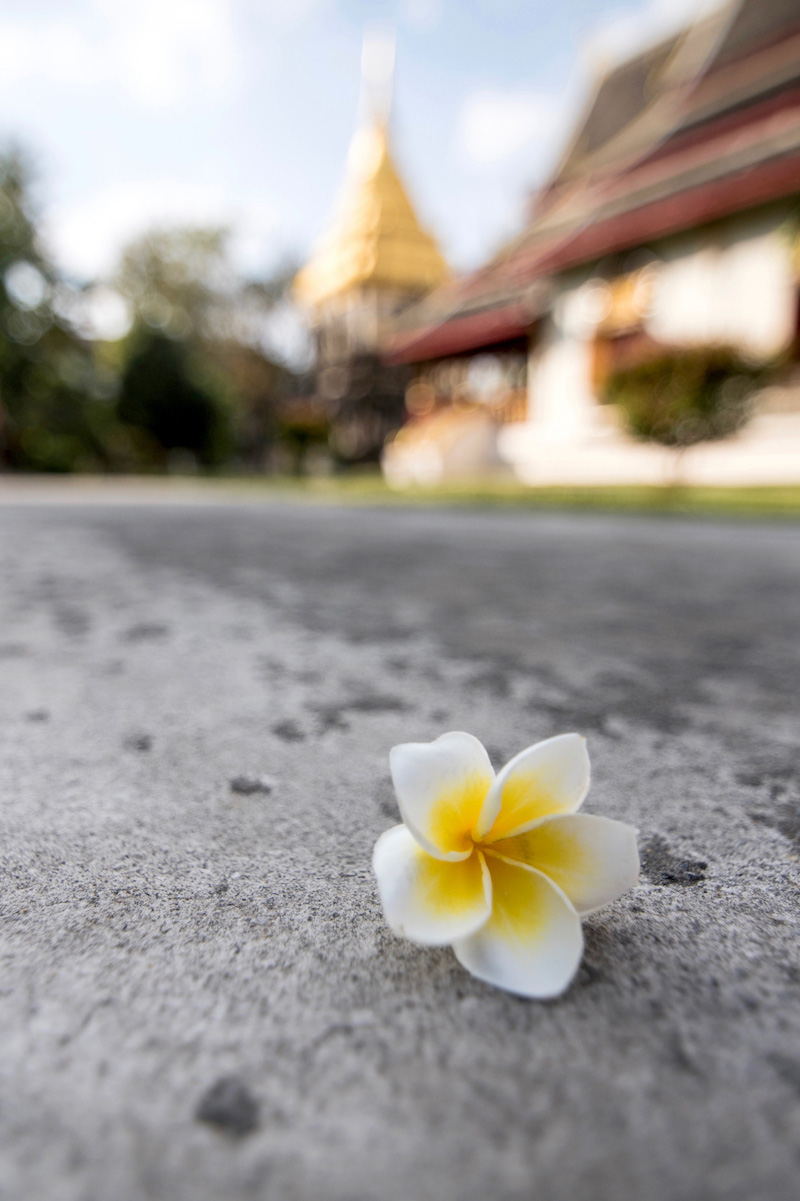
[1,495,799,1201]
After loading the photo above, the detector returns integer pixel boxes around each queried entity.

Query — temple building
[383,0,800,486]
[295,58,447,464]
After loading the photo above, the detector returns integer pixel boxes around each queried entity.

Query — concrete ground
[0,493,798,1201]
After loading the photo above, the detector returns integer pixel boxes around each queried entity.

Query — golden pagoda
[295,122,447,310]
[295,33,447,463]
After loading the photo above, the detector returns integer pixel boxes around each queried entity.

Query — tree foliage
[115,227,299,347]
[118,332,229,467]
[113,226,300,469]
[0,147,110,471]
[0,144,314,475]
[115,227,232,341]
[603,346,764,449]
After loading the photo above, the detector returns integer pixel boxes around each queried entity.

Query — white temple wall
[524,205,798,438]
[646,208,797,358]
[526,271,599,442]
[502,205,800,484]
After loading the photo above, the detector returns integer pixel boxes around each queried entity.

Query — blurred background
[1,0,799,488]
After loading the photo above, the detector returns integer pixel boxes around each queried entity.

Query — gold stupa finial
[294,29,447,309]
[360,24,395,128]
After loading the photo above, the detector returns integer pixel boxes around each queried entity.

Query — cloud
[456,88,564,168]
[48,179,280,280]
[248,0,330,27]
[104,0,237,107]
[400,0,444,32]
[0,19,103,90]
[0,0,237,108]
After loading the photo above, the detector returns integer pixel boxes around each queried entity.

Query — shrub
[602,346,766,449]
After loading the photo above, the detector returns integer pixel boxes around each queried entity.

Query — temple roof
[386,0,800,365]
[295,123,447,308]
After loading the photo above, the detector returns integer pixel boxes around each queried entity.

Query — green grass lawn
[4,472,800,518]
[208,473,800,518]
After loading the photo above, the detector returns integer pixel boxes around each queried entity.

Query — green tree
[114,226,300,470]
[115,227,297,345]
[118,332,229,468]
[0,147,109,471]
[115,227,231,341]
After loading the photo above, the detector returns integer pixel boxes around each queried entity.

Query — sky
[0,0,710,348]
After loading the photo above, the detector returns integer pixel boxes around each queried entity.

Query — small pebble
[195,1076,259,1136]
[229,775,275,796]
[121,622,169,642]
[271,719,305,742]
[124,733,152,752]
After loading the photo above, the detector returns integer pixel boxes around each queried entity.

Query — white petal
[477,733,590,841]
[453,854,583,998]
[492,813,639,914]
[389,731,495,861]
[372,825,492,946]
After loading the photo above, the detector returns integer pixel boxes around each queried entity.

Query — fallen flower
[372,732,639,998]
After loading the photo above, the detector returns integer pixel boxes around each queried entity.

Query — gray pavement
[1,495,799,1201]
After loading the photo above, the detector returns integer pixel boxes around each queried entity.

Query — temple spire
[294,31,447,310]
[360,25,395,129]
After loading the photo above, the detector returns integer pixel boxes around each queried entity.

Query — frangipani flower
[372,732,638,998]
